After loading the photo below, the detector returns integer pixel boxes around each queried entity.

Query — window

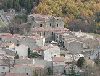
[2,67,5,69]
[52,32,53,35]
[40,24,42,27]
[26,73,28,75]
[0,38,2,41]
[57,24,58,27]
[40,32,42,36]
[54,55,56,57]
[38,51,40,53]
[50,23,51,27]
[44,32,45,36]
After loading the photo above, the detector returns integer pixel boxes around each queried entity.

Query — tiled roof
[53,56,65,62]
[0,33,13,38]
[41,44,59,50]
[5,73,28,76]
[32,27,68,32]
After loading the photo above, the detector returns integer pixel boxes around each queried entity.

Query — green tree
[47,67,53,75]
[77,57,85,68]
[13,0,20,11]
[30,52,40,58]
[14,54,19,59]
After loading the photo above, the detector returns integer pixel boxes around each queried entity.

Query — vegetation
[77,57,85,68]
[14,14,27,23]
[29,52,40,58]
[47,67,53,75]
[14,54,19,59]
[0,0,40,13]
[34,0,100,33]
[0,21,7,27]
[8,14,28,34]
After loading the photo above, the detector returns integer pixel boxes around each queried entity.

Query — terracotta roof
[0,43,13,48]
[53,56,65,62]
[32,27,69,32]
[5,73,28,76]
[33,64,45,69]
[41,44,59,50]
[0,33,13,38]
[0,33,20,39]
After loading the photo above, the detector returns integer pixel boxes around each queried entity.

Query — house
[43,44,60,61]
[20,34,45,50]
[28,14,66,42]
[2,48,16,59]
[28,14,64,29]
[15,44,28,58]
[53,56,65,66]
[13,58,51,76]
[10,64,33,76]
[0,33,19,45]
[64,39,83,54]
[32,59,52,76]
[35,36,45,47]
[0,59,10,75]
[52,56,65,75]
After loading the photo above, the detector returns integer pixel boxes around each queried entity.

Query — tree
[0,0,38,13]
[14,54,19,59]
[30,52,40,58]
[13,0,20,11]
[47,67,53,75]
[77,57,85,68]
[34,0,100,33]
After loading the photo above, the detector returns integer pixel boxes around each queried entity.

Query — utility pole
[51,56,53,75]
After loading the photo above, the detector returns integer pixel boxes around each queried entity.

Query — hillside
[34,0,100,33]
[0,0,40,13]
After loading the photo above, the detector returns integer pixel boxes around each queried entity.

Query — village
[0,9,100,76]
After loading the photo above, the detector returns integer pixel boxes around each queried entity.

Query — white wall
[36,37,45,46]
[44,45,60,61]
[0,66,9,73]
[15,44,28,58]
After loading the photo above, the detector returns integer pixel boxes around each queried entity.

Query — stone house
[64,39,83,54]
[43,44,60,61]
[15,44,28,58]
[52,56,65,75]
[28,14,64,29]
[28,14,65,43]
[0,58,10,75]
[10,64,33,76]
